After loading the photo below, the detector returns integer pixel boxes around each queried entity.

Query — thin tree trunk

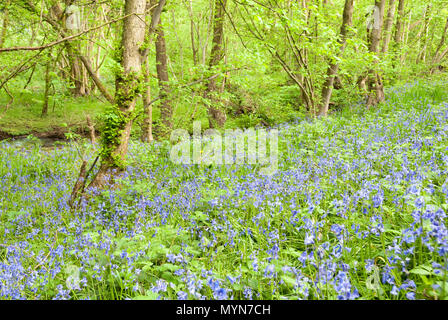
[155,18,173,139]
[186,0,198,66]
[432,17,448,67]
[394,0,405,44]
[381,0,396,53]
[142,58,154,143]
[86,115,96,144]
[416,4,431,64]
[0,0,10,49]
[202,3,214,65]
[42,56,51,117]
[366,0,386,107]
[318,0,354,117]
[53,1,89,97]
[140,0,167,143]
[205,0,227,128]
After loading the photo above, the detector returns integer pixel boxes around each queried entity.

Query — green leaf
[133,292,159,300]
[410,265,433,276]
[281,275,296,288]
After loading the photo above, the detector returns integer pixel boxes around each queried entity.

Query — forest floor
[1,80,448,300]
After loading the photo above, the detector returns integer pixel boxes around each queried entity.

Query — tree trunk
[89,0,147,189]
[42,56,51,117]
[140,0,166,143]
[366,0,386,107]
[431,16,448,69]
[394,0,406,44]
[416,4,432,64]
[0,0,10,49]
[318,0,354,117]
[53,1,90,97]
[86,115,96,144]
[141,58,154,143]
[381,0,396,53]
[155,18,173,139]
[205,0,227,128]
[65,44,88,96]
[187,0,198,66]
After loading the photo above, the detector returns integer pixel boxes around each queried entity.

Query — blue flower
[214,287,228,300]
[406,291,415,300]
[414,197,425,209]
[304,233,315,245]
[177,291,188,300]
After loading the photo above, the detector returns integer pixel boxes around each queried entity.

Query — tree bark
[318,0,354,117]
[205,0,227,128]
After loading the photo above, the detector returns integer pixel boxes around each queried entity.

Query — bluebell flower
[405,291,415,300]
[177,291,188,300]
[415,197,425,209]
[304,233,315,245]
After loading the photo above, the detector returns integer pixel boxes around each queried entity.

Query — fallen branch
[68,160,88,209]
[69,155,100,209]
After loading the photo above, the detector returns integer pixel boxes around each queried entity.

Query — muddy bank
[0,127,99,147]
[0,126,99,144]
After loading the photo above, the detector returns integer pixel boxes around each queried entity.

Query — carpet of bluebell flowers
[1,82,448,300]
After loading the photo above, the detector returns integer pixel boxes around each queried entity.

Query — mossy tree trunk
[89,0,147,189]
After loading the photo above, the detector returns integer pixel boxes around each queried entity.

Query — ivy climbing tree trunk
[318,0,354,117]
[89,0,147,189]
[205,0,227,128]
